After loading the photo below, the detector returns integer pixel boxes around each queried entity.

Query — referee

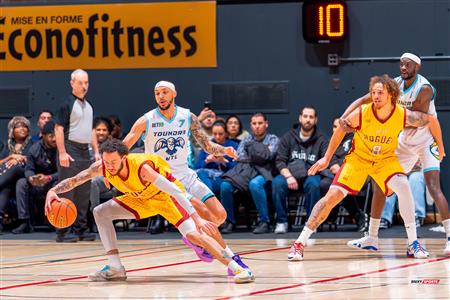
[54,69,99,242]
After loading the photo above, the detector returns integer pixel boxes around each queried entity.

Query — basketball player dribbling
[123,81,249,274]
[287,75,445,261]
[44,138,255,283]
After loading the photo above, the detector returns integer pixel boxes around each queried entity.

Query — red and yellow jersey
[351,103,406,162]
[103,153,184,199]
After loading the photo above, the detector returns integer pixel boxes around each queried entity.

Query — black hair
[225,114,243,136]
[300,106,317,117]
[251,112,267,121]
[100,138,129,156]
[94,116,113,134]
[108,115,122,126]
[38,109,53,117]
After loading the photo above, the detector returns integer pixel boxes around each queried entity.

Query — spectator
[31,110,53,142]
[380,161,427,229]
[221,112,279,234]
[195,120,239,196]
[12,121,58,234]
[190,108,217,157]
[320,118,368,232]
[226,114,250,143]
[94,117,113,145]
[54,69,98,243]
[272,106,328,234]
[0,116,34,233]
[108,115,126,140]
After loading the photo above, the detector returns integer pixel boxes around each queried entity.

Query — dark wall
[1,0,449,191]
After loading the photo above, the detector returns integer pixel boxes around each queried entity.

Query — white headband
[400,53,421,65]
[154,80,176,92]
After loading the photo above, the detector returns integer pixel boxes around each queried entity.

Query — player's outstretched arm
[190,113,237,159]
[309,108,360,176]
[406,110,445,161]
[341,93,371,119]
[44,161,103,215]
[123,116,147,150]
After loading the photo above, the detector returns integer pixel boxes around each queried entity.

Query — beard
[301,123,314,133]
[401,72,414,81]
[157,98,174,111]
[110,160,124,176]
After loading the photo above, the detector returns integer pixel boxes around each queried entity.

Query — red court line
[214,256,450,300]
[0,246,287,291]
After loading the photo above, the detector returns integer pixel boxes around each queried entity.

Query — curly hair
[369,74,400,104]
[100,138,129,157]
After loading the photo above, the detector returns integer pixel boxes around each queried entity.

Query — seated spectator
[380,160,427,229]
[13,121,58,234]
[226,114,251,143]
[31,110,53,142]
[220,112,279,234]
[108,115,126,140]
[319,117,368,232]
[195,120,239,196]
[0,116,34,233]
[272,106,329,234]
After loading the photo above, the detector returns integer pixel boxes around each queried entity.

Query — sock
[224,246,235,258]
[404,222,417,245]
[368,218,380,238]
[442,219,450,240]
[228,260,242,274]
[108,254,122,269]
[295,226,314,245]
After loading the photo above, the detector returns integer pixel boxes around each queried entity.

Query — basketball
[47,198,77,229]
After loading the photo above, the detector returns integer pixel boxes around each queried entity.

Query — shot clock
[303,0,348,43]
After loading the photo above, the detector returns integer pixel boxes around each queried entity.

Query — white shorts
[396,136,440,173]
[175,168,215,203]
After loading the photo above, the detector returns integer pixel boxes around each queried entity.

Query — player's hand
[438,144,446,162]
[308,157,331,176]
[286,176,298,190]
[94,152,101,162]
[45,190,61,216]
[224,147,237,160]
[59,152,74,168]
[192,213,218,236]
[330,164,340,174]
[338,118,355,133]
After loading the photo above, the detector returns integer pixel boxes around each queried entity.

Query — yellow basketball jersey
[103,153,181,199]
[351,103,406,162]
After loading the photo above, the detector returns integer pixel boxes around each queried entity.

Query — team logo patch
[430,142,439,160]
[155,137,185,155]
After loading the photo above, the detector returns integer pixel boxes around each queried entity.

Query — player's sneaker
[182,237,214,262]
[232,267,255,283]
[347,233,379,251]
[287,242,304,261]
[444,239,450,256]
[406,240,429,259]
[227,254,250,276]
[88,265,127,281]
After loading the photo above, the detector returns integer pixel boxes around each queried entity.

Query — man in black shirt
[13,121,58,234]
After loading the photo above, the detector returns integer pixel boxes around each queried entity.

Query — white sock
[228,260,242,274]
[108,254,122,269]
[368,218,380,238]
[295,226,314,245]
[404,222,417,245]
[442,219,450,240]
[224,246,235,258]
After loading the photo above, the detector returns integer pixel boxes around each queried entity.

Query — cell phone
[203,101,212,109]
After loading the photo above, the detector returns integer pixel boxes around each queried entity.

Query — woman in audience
[195,120,239,196]
[0,116,34,233]
[225,114,250,143]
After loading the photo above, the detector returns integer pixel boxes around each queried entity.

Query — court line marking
[213,256,450,300]
[0,246,289,291]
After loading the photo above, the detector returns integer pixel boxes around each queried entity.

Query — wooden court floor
[1,237,449,299]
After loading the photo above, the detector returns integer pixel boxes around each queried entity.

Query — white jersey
[142,106,191,176]
[395,74,437,146]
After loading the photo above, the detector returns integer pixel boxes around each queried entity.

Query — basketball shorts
[332,153,406,195]
[176,168,215,203]
[396,137,440,173]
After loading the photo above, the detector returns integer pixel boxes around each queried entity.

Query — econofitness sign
[0,2,216,71]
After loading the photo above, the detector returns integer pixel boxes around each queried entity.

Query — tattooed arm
[405,110,445,160]
[190,113,237,159]
[44,160,103,215]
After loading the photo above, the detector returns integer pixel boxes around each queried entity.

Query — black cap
[42,121,55,135]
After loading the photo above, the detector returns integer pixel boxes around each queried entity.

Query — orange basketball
[47,198,77,228]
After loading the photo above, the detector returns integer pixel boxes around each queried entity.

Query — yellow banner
[0,2,216,71]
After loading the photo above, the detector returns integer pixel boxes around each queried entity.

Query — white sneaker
[274,222,288,234]
[88,265,127,281]
[443,240,450,256]
[347,233,379,251]
[287,242,304,261]
[406,240,429,259]
[233,268,255,283]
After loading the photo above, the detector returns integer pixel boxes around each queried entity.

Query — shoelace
[411,242,426,254]
[292,242,304,254]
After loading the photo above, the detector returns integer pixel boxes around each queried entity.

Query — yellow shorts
[333,153,406,195]
[113,184,189,227]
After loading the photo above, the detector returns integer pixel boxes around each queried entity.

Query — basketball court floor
[1,229,449,299]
